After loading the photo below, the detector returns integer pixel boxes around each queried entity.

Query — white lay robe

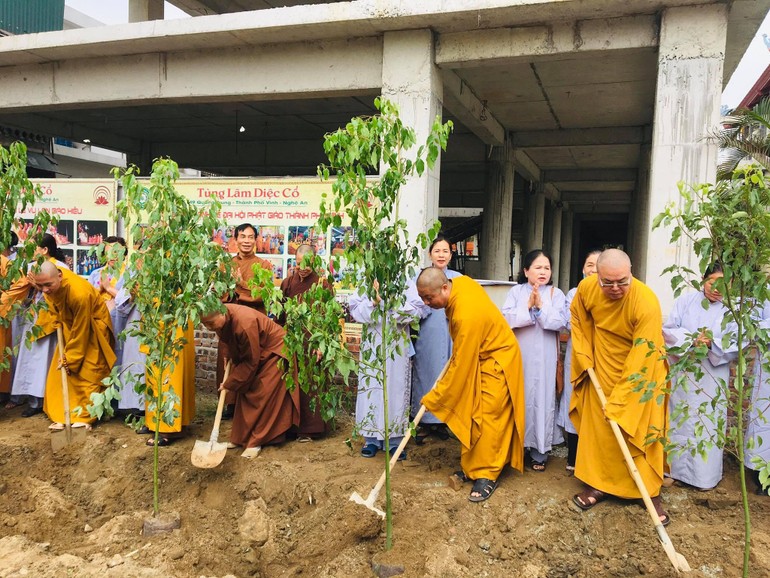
[746,300,770,472]
[502,283,568,454]
[556,287,578,435]
[405,268,461,424]
[350,291,417,443]
[111,280,146,411]
[663,291,733,489]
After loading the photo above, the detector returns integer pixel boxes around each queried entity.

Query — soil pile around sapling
[0,397,767,577]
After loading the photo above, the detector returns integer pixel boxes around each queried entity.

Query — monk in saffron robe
[218,223,274,418]
[417,268,525,503]
[0,253,13,397]
[202,304,300,458]
[31,261,115,428]
[143,322,196,446]
[279,244,332,439]
[569,249,670,524]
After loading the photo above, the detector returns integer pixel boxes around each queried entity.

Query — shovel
[191,360,232,468]
[350,360,450,518]
[350,405,426,518]
[51,326,88,452]
[586,367,691,573]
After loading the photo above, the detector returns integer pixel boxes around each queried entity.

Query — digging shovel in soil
[51,326,88,452]
[191,360,232,468]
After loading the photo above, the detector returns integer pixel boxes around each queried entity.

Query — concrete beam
[512,127,645,148]
[561,191,632,203]
[544,169,637,182]
[0,38,383,112]
[436,15,658,68]
[442,69,505,146]
[569,203,630,214]
[543,182,561,202]
[512,148,540,183]
[554,181,636,192]
[439,207,483,218]
[0,113,143,154]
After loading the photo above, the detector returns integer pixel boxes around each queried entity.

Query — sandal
[449,470,471,491]
[360,443,379,458]
[572,487,607,511]
[146,436,174,447]
[469,478,498,502]
[531,460,547,472]
[650,495,671,527]
[136,425,151,435]
[4,402,21,410]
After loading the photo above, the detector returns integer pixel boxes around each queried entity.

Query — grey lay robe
[111,279,146,411]
[502,283,568,454]
[350,290,417,445]
[405,268,461,424]
[663,291,734,489]
[556,287,578,436]
[745,299,770,473]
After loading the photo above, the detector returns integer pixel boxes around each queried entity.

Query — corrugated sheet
[0,0,65,35]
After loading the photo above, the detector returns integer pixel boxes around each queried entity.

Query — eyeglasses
[598,278,632,288]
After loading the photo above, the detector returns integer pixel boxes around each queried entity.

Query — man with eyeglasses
[568,249,670,525]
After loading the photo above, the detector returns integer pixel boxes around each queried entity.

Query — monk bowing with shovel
[31,261,115,441]
[200,304,299,459]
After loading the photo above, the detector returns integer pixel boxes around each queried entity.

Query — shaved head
[416,267,448,291]
[31,260,63,294]
[295,244,313,259]
[416,267,451,309]
[597,248,631,271]
[200,307,228,332]
[596,249,632,300]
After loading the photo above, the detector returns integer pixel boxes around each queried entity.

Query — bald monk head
[596,248,633,301]
[416,267,452,309]
[200,307,228,333]
[295,244,315,274]
[30,260,63,295]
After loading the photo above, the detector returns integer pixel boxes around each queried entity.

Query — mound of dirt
[0,398,767,577]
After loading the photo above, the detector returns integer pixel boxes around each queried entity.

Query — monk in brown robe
[201,304,300,458]
[279,244,332,439]
[218,223,274,418]
[417,268,525,503]
[31,261,115,428]
[569,249,669,524]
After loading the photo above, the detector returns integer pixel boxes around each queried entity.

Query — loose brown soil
[0,397,768,577]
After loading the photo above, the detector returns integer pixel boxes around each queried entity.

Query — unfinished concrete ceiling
[0,0,765,221]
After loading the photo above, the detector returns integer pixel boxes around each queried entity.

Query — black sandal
[146,436,174,447]
[468,478,498,502]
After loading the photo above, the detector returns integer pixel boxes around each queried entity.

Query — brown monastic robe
[279,269,332,436]
[217,253,274,401]
[218,304,300,448]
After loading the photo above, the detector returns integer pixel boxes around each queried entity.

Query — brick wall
[194,326,219,394]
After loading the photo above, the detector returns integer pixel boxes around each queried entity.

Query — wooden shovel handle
[209,360,232,443]
[56,326,72,439]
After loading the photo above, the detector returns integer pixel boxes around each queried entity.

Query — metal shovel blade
[51,426,88,453]
[191,439,229,468]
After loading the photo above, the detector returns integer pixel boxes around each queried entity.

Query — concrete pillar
[381,30,443,251]
[549,204,563,287]
[630,141,651,279]
[643,5,727,314]
[559,210,573,293]
[480,138,514,280]
[524,191,545,255]
[129,0,164,22]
